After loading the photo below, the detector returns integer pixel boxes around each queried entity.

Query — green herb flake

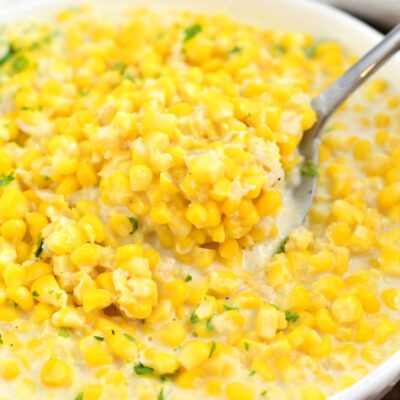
[129,217,139,234]
[134,362,154,375]
[261,390,267,397]
[93,335,104,341]
[206,317,213,332]
[157,388,164,400]
[249,370,256,376]
[74,393,84,400]
[34,237,44,258]
[275,44,286,53]
[183,24,202,42]
[285,310,300,323]
[189,312,199,324]
[160,375,171,382]
[12,55,28,73]
[301,159,319,178]
[0,334,3,344]
[79,89,89,97]
[223,304,239,311]
[113,62,127,75]
[184,275,192,282]
[0,43,18,67]
[123,333,136,343]
[12,301,18,308]
[0,172,15,187]
[244,342,250,351]
[58,327,69,338]
[304,39,328,59]
[209,341,217,358]
[276,237,289,254]
[227,45,242,58]
[32,290,39,297]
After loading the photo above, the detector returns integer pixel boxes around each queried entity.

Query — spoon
[291,23,400,230]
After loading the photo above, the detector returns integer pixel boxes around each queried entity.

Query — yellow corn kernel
[327,222,351,246]
[178,341,210,370]
[25,212,48,241]
[0,187,29,221]
[205,379,223,396]
[144,348,179,375]
[77,160,98,186]
[82,384,103,400]
[314,309,338,334]
[5,286,34,311]
[382,288,400,310]
[232,292,261,310]
[155,321,186,348]
[309,251,335,273]
[377,183,400,209]
[160,280,188,307]
[188,155,223,184]
[353,139,372,160]
[31,303,54,323]
[209,271,238,297]
[82,288,112,313]
[219,239,241,262]
[106,332,138,361]
[256,304,285,340]
[331,294,363,324]
[225,382,254,400]
[361,345,382,364]
[175,368,203,389]
[95,272,115,292]
[285,285,311,311]
[255,191,282,216]
[30,274,66,307]
[71,243,98,268]
[129,164,153,191]
[150,204,171,225]
[301,384,326,400]
[356,288,380,313]
[0,219,26,243]
[251,358,275,381]
[77,214,106,243]
[3,263,25,287]
[40,358,73,388]
[25,261,52,286]
[0,359,20,380]
[51,306,84,328]
[79,336,113,366]
[186,203,208,228]
[314,275,344,301]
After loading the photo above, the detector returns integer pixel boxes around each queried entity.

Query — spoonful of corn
[278,23,400,250]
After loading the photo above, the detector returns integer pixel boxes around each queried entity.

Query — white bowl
[1,1,400,399]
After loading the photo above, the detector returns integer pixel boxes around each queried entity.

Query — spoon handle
[312,23,400,126]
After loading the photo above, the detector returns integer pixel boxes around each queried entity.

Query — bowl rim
[1,1,399,400]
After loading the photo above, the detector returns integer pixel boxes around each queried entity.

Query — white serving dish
[1,0,400,399]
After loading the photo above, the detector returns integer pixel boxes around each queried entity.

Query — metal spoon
[292,23,400,227]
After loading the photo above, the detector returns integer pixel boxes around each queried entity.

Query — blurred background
[316,0,400,31]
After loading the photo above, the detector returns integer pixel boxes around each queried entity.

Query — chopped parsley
[223,304,239,311]
[74,393,84,400]
[227,45,242,58]
[32,290,39,297]
[129,217,139,234]
[276,237,289,254]
[249,370,256,376]
[0,43,17,66]
[285,310,300,323]
[79,89,89,97]
[244,342,250,351]
[12,55,28,73]
[184,275,192,282]
[209,341,217,358]
[275,44,286,53]
[0,334,3,344]
[206,317,213,332]
[134,362,154,375]
[93,335,104,341]
[58,328,69,338]
[304,39,328,59]
[189,312,199,324]
[123,333,136,343]
[34,237,44,258]
[301,159,319,178]
[183,24,202,42]
[113,62,127,75]
[12,301,18,308]
[0,172,15,186]
[157,388,164,400]
[261,390,267,397]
